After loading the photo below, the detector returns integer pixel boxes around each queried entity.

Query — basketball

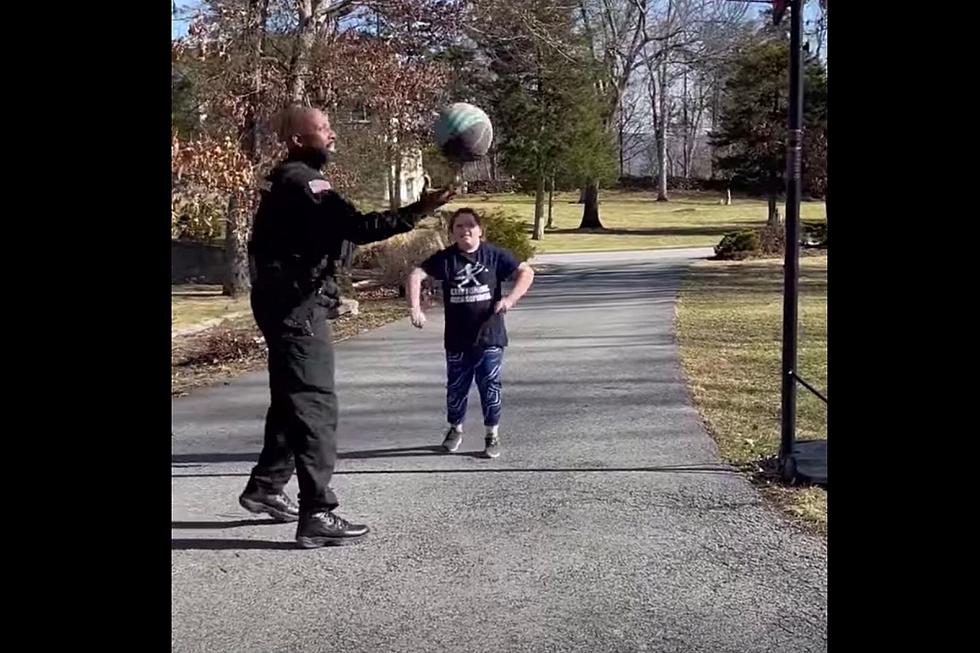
[434,102,493,163]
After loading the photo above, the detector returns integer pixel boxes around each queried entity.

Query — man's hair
[274,105,319,145]
[448,208,482,231]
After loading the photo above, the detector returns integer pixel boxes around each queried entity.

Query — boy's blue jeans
[446,346,504,427]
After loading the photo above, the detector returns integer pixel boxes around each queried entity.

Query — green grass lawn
[676,255,828,532]
[446,190,826,254]
[172,285,251,334]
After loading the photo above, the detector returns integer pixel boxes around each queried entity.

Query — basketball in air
[434,102,494,163]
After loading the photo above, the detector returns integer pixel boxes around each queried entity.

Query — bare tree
[805,0,827,61]
[224,0,270,297]
[176,0,454,294]
[649,0,753,192]
[470,1,587,236]
[287,0,357,104]
[617,81,651,176]
[575,0,653,228]
[617,87,647,176]
[640,0,743,201]
[674,49,715,179]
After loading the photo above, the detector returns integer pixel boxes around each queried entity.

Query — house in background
[383,147,426,206]
[336,105,427,208]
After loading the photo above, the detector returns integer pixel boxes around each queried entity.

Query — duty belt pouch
[314,277,342,320]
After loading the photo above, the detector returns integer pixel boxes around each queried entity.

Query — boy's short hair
[448,207,481,231]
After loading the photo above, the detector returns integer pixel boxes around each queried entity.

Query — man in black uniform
[238,105,455,548]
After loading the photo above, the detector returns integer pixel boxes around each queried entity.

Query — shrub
[802,221,827,247]
[714,230,760,260]
[466,179,519,194]
[479,209,536,261]
[370,227,449,288]
[714,221,825,260]
[364,208,535,290]
[758,223,785,255]
[172,193,226,242]
[351,245,379,270]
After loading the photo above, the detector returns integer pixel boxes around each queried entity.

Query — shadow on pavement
[174,472,251,478]
[339,445,449,459]
[542,225,738,237]
[172,445,486,465]
[171,538,297,551]
[172,463,738,479]
[171,519,280,529]
[173,452,257,464]
[334,464,737,475]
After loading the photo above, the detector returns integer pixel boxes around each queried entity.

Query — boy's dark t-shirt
[421,242,521,352]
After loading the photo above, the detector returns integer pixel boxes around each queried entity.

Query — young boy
[406,208,535,458]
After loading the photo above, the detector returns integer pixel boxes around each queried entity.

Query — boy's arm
[407,266,428,328]
[410,250,446,327]
[495,262,535,314]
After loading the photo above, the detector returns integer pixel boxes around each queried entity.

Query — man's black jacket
[249,153,430,330]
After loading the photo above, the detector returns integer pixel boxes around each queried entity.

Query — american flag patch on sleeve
[308,179,332,194]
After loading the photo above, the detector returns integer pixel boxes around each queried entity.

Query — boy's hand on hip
[494,296,515,314]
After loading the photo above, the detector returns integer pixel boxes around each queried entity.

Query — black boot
[239,489,300,522]
[296,511,370,548]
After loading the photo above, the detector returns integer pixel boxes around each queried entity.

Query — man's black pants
[245,298,339,514]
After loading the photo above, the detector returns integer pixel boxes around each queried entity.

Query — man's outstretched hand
[416,175,458,214]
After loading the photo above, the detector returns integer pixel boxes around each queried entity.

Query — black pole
[779,0,804,472]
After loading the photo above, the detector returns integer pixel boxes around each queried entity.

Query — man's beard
[295,143,334,169]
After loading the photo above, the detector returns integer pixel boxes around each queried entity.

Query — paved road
[171,247,827,653]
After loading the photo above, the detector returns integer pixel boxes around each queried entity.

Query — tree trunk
[390,148,402,210]
[223,194,251,297]
[681,68,689,179]
[685,134,696,179]
[532,56,545,240]
[577,180,603,229]
[682,135,690,179]
[767,170,781,225]
[619,109,625,178]
[656,59,669,202]
[655,125,669,202]
[385,163,393,208]
[532,174,546,240]
[287,0,320,104]
[767,194,781,226]
[224,0,268,297]
[546,175,555,229]
[652,5,673,202]
[242,0,267,159]
[685,74,704,180]
[709,73,720,180]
